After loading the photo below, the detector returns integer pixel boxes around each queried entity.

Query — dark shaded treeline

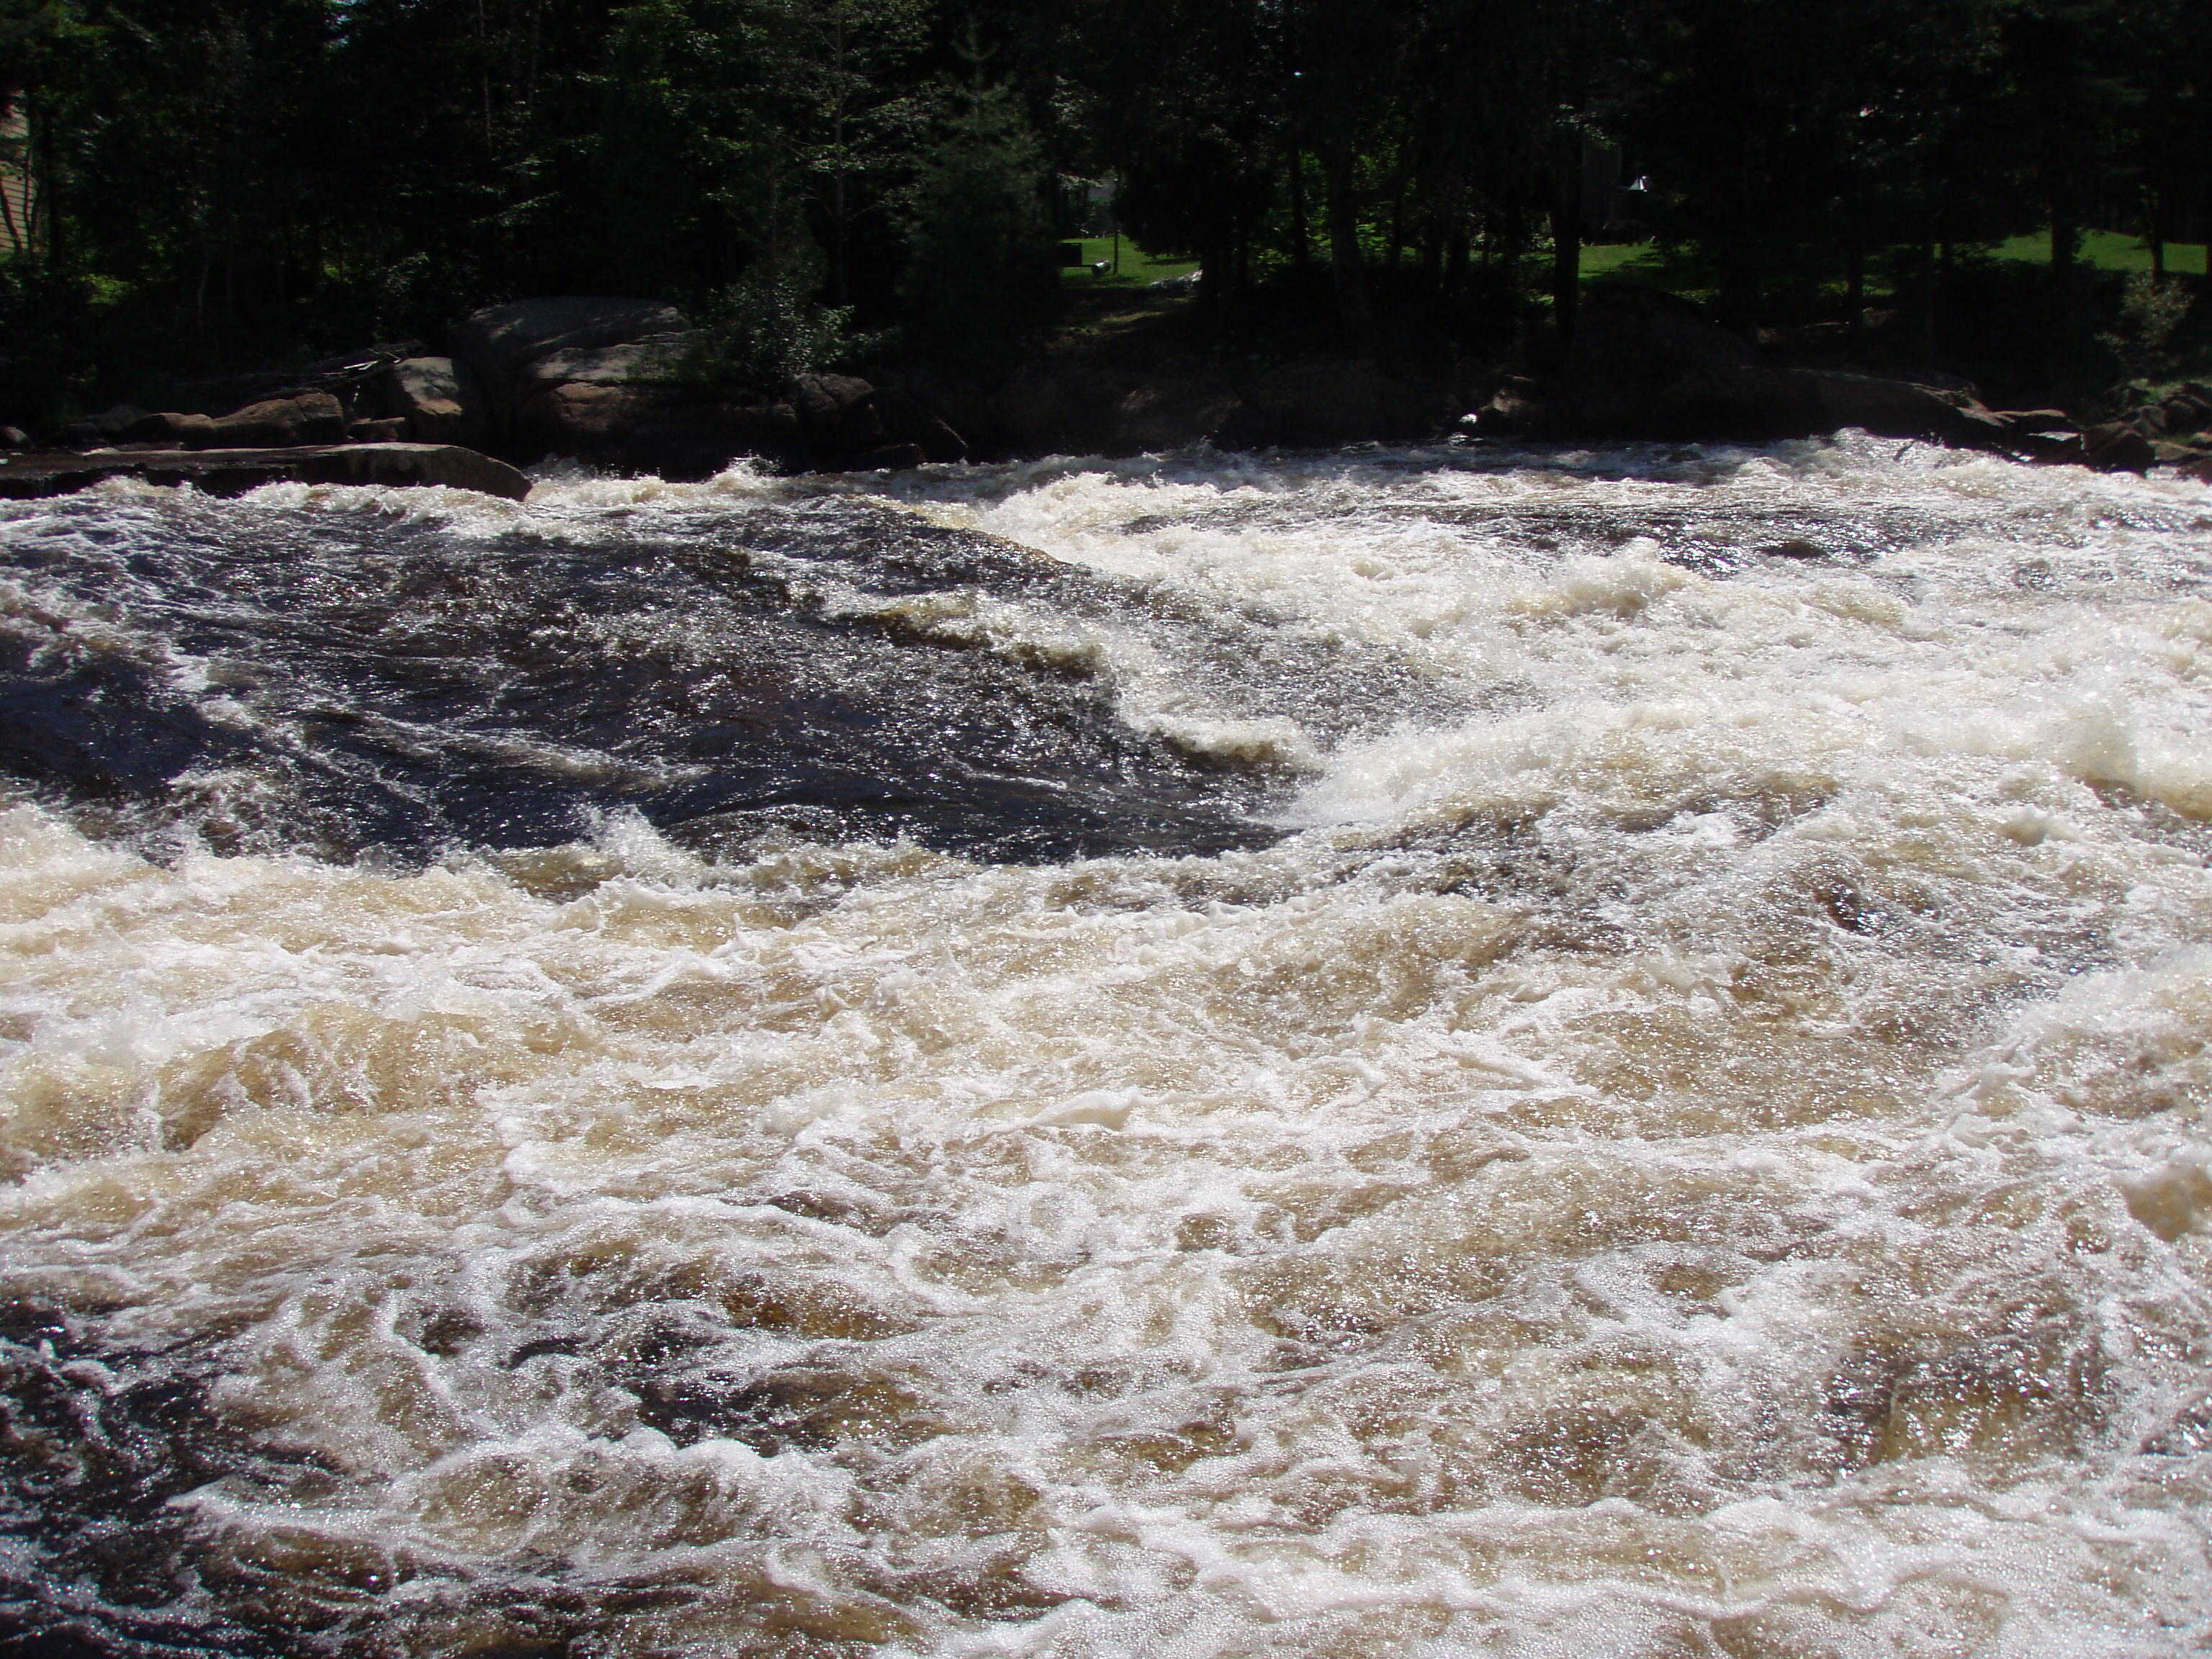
[1,0,2207,423]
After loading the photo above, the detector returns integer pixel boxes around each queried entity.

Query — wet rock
[856,442,927,471]
[2162,386,2212,436]
[0,442,531,500]
[1470,378,1541,436]
[2081,422,2159,473]
[1995,408,2076,436]
[0,426,26,449]
[2013,429,2086,464]
[379,355,487,446]
[126,410,216,445]
[348,416,410,443]
[593,401,805,478]
[114,397,346,449]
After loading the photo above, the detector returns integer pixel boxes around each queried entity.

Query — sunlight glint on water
[3,436,2211,1657]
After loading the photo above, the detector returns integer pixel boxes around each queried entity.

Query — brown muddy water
[1,437,2210,1658]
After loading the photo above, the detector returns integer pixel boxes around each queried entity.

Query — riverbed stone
[0,443,531,500]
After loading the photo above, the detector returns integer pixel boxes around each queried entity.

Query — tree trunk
[1323,148,1373,349]
[2050,207,2081,385]
[1550,141,1582,351]
[1845,239,1865,351]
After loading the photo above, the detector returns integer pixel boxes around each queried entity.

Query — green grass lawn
[1989,229,2206,276]
[1581,232,2207,284]
[1579,242,1669,282]
[1059,236,1202,289]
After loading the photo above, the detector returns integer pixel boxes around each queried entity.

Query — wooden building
[1,96,32,256]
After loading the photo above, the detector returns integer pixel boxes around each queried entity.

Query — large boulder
[1565,285,1758,427]
[2080,422,2159,474]
[514,338,696,397]
[1655,364,2010,446]
[516,382,677,457]
[380,356,487,446]
[454,298,688,410]
[124,392,349,449]
[195,392,349,449]
[791,373,887,452]
[1223,359,1446,448]
[1557,286,2007,448]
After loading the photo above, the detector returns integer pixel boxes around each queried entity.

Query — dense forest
[1,0,2207,422]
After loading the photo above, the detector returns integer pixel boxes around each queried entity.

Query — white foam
[5,440,2212,1654]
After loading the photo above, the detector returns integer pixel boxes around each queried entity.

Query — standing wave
[1,439,2211,1658]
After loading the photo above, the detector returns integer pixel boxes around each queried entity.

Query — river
[2,436,2210,1657]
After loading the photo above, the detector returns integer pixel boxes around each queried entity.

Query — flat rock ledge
[0,443,531,502]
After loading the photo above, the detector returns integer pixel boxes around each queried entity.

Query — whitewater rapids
[2,435,2211,1657]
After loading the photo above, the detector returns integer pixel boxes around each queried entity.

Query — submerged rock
[0,442,531,500]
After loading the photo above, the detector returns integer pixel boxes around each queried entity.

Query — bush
[0,263,96,430]
[680,248,882,397]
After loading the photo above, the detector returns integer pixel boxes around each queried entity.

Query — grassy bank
[1581,232,2208,285]
[1058,238,1202,289]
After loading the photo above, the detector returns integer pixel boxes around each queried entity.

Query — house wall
[1,98,32,255]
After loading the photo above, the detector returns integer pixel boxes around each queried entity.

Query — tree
[901,45,1054,360]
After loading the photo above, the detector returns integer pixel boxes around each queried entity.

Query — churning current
[1,437,2210,1658]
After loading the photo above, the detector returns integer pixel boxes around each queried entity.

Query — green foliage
[899,63,1055,361]
[682,240,884,393]
[0,261,94,425]
[3,0,2209,415]
[2101,271,2194,379]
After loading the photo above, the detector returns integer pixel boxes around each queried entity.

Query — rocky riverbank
[14,288,2212,496]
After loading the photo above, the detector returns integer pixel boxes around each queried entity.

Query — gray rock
[516,382,678,457]
[381,356,487,446]
[791,373,886,449]
[453,297,689,400]
[517,338,696,395]
[1995,409,2075,436]
[178,392,348,449]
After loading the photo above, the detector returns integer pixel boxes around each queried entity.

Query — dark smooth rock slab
[0,443,531,501]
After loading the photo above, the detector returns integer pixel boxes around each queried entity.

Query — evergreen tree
[900,48,1053,360]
